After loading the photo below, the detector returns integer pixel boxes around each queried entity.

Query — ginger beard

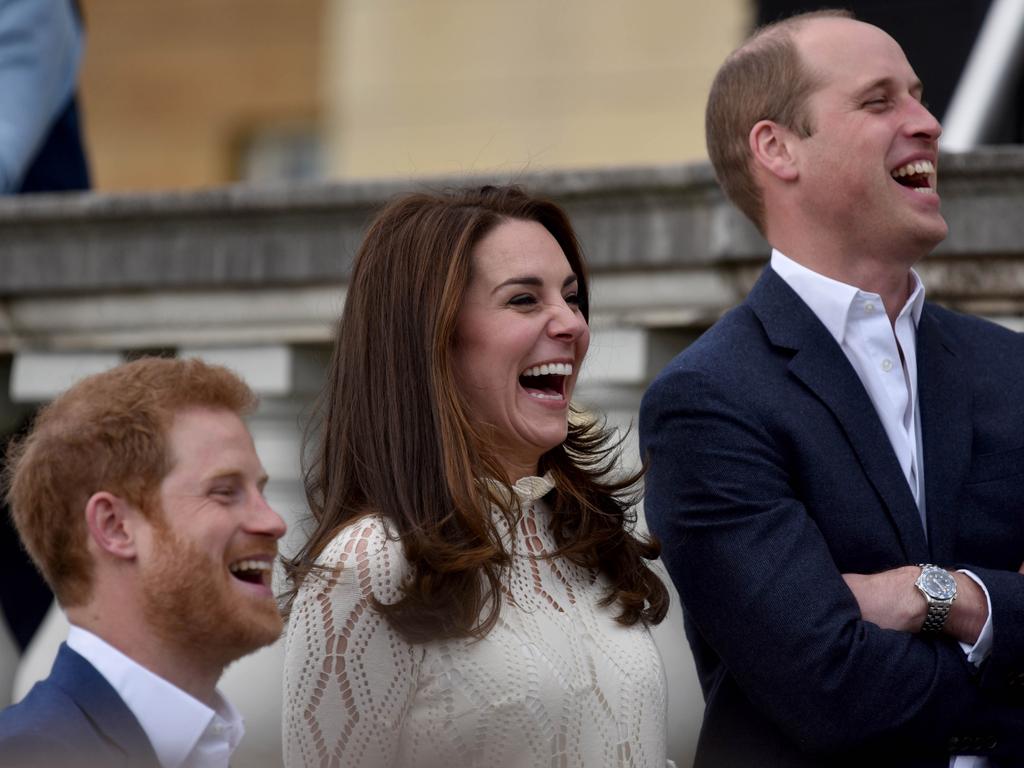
[139,515,282,667]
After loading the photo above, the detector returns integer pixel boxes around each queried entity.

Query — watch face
[920,568,957,600]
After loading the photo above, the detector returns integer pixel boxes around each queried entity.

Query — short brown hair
[4,357,257,606]
[285,184,667,641]
[705,9,853,231]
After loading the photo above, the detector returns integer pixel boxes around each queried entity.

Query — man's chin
[896,209,948,256]
[917,217,949,253]
[183,604,283,670]
[213,592,284,656]
[242,605,285,650]
[141,545,284,663]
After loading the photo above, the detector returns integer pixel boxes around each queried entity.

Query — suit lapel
[747,268,929,562]
[916,306,972,564]
[51,644,161,767]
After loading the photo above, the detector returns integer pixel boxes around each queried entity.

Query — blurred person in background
[0,358,286,768]
[0,0,91,717]
[0,0,90,194]
[0,0,92,673]
[282,185,672,768]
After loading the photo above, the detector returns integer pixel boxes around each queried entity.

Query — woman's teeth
[527,391,563,401]
[520,362,573,377]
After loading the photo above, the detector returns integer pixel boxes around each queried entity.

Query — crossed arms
[640,359,1024,760]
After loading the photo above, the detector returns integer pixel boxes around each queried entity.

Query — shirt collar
[903,274,926,325]
[770,249,925,344]
[67,626,244,768]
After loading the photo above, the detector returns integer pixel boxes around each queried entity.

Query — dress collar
[510,472,556,501]
[484,471,556,504]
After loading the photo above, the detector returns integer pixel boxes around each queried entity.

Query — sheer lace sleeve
[283,517,421,768]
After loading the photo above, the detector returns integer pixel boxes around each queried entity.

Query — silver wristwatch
[915,564,957,632]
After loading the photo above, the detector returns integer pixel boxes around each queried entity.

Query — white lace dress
[283,475,668,768]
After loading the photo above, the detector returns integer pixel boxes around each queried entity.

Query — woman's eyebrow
[491,274,581,296]
[493,275,541,293]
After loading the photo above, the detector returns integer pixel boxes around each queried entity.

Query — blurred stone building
[77,0,749,189]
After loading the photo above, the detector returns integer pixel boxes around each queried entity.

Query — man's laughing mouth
[228,556,274,590]
[891,159,936,194]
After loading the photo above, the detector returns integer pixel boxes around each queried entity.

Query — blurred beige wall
[78,0,325,191]
[75,0,751,190]
[325,0,752,178]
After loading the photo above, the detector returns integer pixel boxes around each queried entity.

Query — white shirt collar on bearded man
[67,625,244,768]
[770,248,925,344]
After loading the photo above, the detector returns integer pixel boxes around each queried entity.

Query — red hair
[4,357,256,606]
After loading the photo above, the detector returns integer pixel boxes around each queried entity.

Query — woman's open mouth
[518,362,572,401]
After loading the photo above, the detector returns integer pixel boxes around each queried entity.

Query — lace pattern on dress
[283,477,667,768]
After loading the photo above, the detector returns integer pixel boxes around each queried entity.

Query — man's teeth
[521,362,573,377]
[891,160,935,178]
[229,560,272,574]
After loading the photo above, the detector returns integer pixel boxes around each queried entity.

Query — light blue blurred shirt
[0,0,82,192]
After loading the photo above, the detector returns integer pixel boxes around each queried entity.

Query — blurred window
[235,123,324,184]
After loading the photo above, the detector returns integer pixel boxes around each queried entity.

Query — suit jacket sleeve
[968,566,1024,692]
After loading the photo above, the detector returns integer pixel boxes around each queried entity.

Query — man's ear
[749,119,800,182]
[85,492,142,561]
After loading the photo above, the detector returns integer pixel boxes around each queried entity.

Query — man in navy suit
[0,358,287,767]
[641,10,1024,768]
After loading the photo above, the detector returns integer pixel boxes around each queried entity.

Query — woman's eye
[211,487,237,499]
[509,294,537,307]
[564,292,581,306]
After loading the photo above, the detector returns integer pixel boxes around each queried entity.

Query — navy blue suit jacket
[0,643,159,767]
[640,268,1024,767]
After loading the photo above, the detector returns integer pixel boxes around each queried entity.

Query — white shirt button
[864,302,876,313]
[881,358,894,372]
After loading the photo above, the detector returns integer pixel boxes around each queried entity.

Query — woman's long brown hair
[281,185,668,642]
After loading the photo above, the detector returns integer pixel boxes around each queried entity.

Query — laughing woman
[281,185,669,768]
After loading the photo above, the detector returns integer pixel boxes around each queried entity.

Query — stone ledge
[0,149,1021,306]
[0,285,342,353]
[0,163,722,295]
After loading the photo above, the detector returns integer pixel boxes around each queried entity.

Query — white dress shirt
[67,626,244,768]
[771,250,993,767]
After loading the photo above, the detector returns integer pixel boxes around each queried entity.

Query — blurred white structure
[942,0,1024,151]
